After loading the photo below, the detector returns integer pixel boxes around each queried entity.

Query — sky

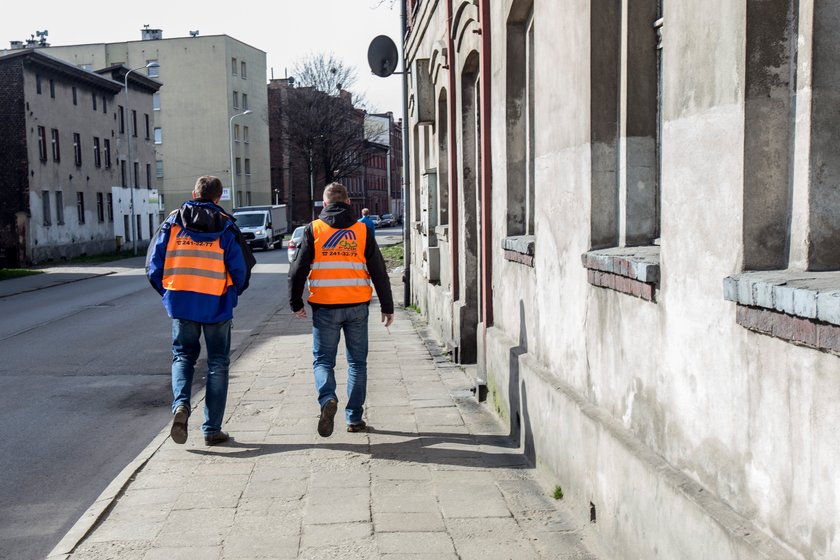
[1,0,404,113]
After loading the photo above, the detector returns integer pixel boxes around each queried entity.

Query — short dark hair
[194,176,223,201]
[323,182,349,204]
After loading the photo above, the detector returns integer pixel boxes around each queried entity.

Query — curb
[0,271,116,299]
[45,308,269,559]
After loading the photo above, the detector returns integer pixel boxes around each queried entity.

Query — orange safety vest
[308,220,372,305]
[162,224,233,296]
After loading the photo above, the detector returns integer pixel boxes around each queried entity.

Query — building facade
[366,112,404,217]
[0,50,159,265]
[28,30,271,214]
[404,1,839,559]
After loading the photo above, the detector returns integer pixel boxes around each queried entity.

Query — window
[107,193,114,221]
[144,114,150,139]
[243,126,249,143]
[232,57,238,75]
[245,158,251,175]
[96,192,105,222]
[92,92,97,111]
[55,191,64,224]
[118,105,125,133]
[42,190,51,226]
[120,160,127,187]
[102,96,107,113]
[149,214,154,239]
[233,91,239,109]
[104,139,111,168]
[153,92,160,111]
[147,60,159,77]
[73,133,82,166]
[234,124,240,142]
[134,162,140,188]
[154,127,162,144]
[51,128,60,161]
[37,127,47,161]
[136,215,142,242]
[241,61,247,78]
[93,137,101,167]
[156,159,164,178]
[146,163,152,189]
[49,79,55,98]
[131,110,137,137]
[235,157,241,175]
[76,192,85,224]
[242,93,248,110]
[72,87,77,105]
[36,74,42,94]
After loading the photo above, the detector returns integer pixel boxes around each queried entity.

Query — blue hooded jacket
[146,200,250,323]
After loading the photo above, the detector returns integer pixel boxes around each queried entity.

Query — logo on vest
[321,229,359,256]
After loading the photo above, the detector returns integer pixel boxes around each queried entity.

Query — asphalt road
[0,246,290,560]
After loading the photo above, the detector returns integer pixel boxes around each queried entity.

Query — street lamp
[229,110,252,209]
[124,61,159,256]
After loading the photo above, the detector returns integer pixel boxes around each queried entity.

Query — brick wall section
[588,269,656,302]
[504,249,534,267]
[736,304,840,355]
[0,57,28,266]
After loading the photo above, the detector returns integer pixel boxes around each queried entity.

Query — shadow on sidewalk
[186,427,532,470]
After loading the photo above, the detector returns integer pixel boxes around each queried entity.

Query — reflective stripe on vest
[308,220,372,305]
[162,224,233,296]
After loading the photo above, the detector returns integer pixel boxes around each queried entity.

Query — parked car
[370,215,382,228]
[379,213,395,228]
[286,226,306,262]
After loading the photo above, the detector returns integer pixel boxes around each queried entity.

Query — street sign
[314,201,324,207]
[221,188,231,201]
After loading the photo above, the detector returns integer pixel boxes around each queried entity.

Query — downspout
[447,0,460,302]
[479,0,493,329]
[401,0,412,307]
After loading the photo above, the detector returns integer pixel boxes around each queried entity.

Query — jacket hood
[176,200,232,234]
[319,202,358,229]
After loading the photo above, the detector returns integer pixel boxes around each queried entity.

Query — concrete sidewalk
[0,257,146,299]
[50,302,599,560]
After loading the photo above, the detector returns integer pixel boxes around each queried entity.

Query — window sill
[503,235,535,267]
[582,246,659,302]
[723,271,840,355]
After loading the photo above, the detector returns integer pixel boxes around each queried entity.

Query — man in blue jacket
[146,176,253,445]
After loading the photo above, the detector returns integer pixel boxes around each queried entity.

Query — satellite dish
[367,35,399,78]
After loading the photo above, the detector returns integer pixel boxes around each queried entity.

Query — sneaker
[170,405,189,444]
[204,431,230,446]
[347,421,367,433]
[317,399,338,437]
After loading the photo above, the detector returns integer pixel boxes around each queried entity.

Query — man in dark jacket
[147,176,253,446]
[289,182,394,436]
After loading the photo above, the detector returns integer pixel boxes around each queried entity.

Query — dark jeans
[171,318,231,435]
[311,304,369,424]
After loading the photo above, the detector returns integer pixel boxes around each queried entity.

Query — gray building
[33,29,270,213]
[0,49,159,265]
[404,0,839,559]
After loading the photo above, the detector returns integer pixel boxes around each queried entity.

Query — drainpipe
[478,0,493,330]
[401,0,412,307]
[446,0,460,302]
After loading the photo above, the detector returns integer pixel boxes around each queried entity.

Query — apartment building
[37,29,270,213]
[0,49,159,265]
[403,1,839,559]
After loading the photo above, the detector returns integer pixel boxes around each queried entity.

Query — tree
[291,52,368,108]
[285,86,370,186]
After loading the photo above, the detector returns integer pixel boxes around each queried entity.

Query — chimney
[9,41,24,50]
[141,27,163,41]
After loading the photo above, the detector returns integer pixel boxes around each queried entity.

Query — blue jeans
[312,304,369,424]
[171,318,232,435]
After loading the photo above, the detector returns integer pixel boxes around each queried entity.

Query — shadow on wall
[509,300,535,462]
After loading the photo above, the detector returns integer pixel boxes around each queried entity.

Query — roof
[95,65,162,94]
[0,49,123,94]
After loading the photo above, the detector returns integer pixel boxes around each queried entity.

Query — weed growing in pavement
[408,303,422,314]
[553,485,564,500]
